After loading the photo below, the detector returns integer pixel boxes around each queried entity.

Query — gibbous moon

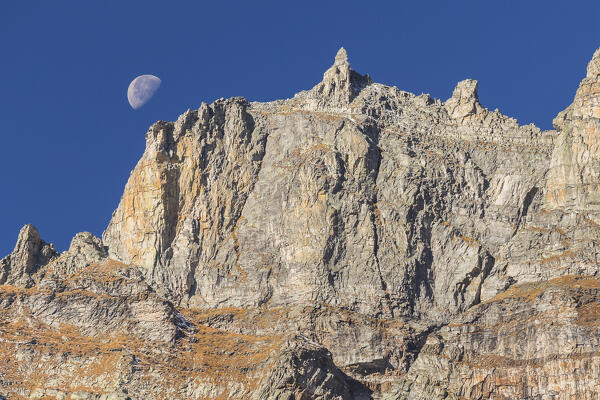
[127,75,161,109]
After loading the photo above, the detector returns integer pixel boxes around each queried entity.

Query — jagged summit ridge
[1,46,600,399]
[289,46,373,112]
[101,45,556,315]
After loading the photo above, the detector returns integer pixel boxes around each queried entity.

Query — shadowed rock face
[2,46,600,399]
[0,224,57,287]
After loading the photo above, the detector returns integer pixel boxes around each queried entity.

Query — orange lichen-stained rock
[102,98,268,304]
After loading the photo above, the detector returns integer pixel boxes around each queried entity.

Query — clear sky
[1,1,599,256]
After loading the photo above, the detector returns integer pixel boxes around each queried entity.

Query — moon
[127,75,161,109]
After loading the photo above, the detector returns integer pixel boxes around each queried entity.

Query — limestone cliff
[1,46,600,399]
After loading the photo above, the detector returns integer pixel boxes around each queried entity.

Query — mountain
[1,46,600,399]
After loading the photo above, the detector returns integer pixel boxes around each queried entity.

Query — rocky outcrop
[50,232,107,276]
[545,47,600,210]
[1,259,184,342]
[252,335,359,400]
[2,46,600,399]
[0,224,57,287]
[445,79,485,120]
[388,276,600,399]
[296,47,373,112]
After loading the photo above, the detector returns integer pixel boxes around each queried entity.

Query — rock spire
[445,78,484,119]
[334,46,349,66]
[298,46,372,111]
[0,224,57,286]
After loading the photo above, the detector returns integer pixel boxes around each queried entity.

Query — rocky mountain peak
[11,224,56,271]
[50,231,107,276]
[296,46,372,111]
[14,224,41,254]
[334,46,349,66]
[3,46,600,399]
[445,78,484,119]
[0,224,57,286]
[587,47,600,77]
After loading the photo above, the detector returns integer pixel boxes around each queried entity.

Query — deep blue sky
[1,1,599,256]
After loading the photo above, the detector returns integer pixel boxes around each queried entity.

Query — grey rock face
[0,224,57,287]
[102,97,268,303]
[545,46,600,211]
[444,79,484,119]
[295,46,373,112]
[101,48,555,323]
[2,46,600,399]
[50,231,107,276]
[252,335,358,400]
[388,276,600,399]
[1,259,183,342]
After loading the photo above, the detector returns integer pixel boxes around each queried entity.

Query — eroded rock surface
[0,224,58,287]
[2,46,600,399]
[388,276,600,399]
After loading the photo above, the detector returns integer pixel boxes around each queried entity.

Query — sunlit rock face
[102,48,554,320]
[2,47,600,399]
[546,48,600,210]
[444,78,484,120]
[102,98,267,304]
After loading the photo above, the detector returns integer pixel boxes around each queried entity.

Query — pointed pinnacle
[334,47,349,66]
[587,47,600,78]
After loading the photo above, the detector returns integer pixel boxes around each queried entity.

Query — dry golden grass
[0,315,282,397]
[575,302,600,328]
[582,216,600,229]
[484,275,600,304]
[539,249,576,264]
[0,284,285,398]
[68,259,130,281]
